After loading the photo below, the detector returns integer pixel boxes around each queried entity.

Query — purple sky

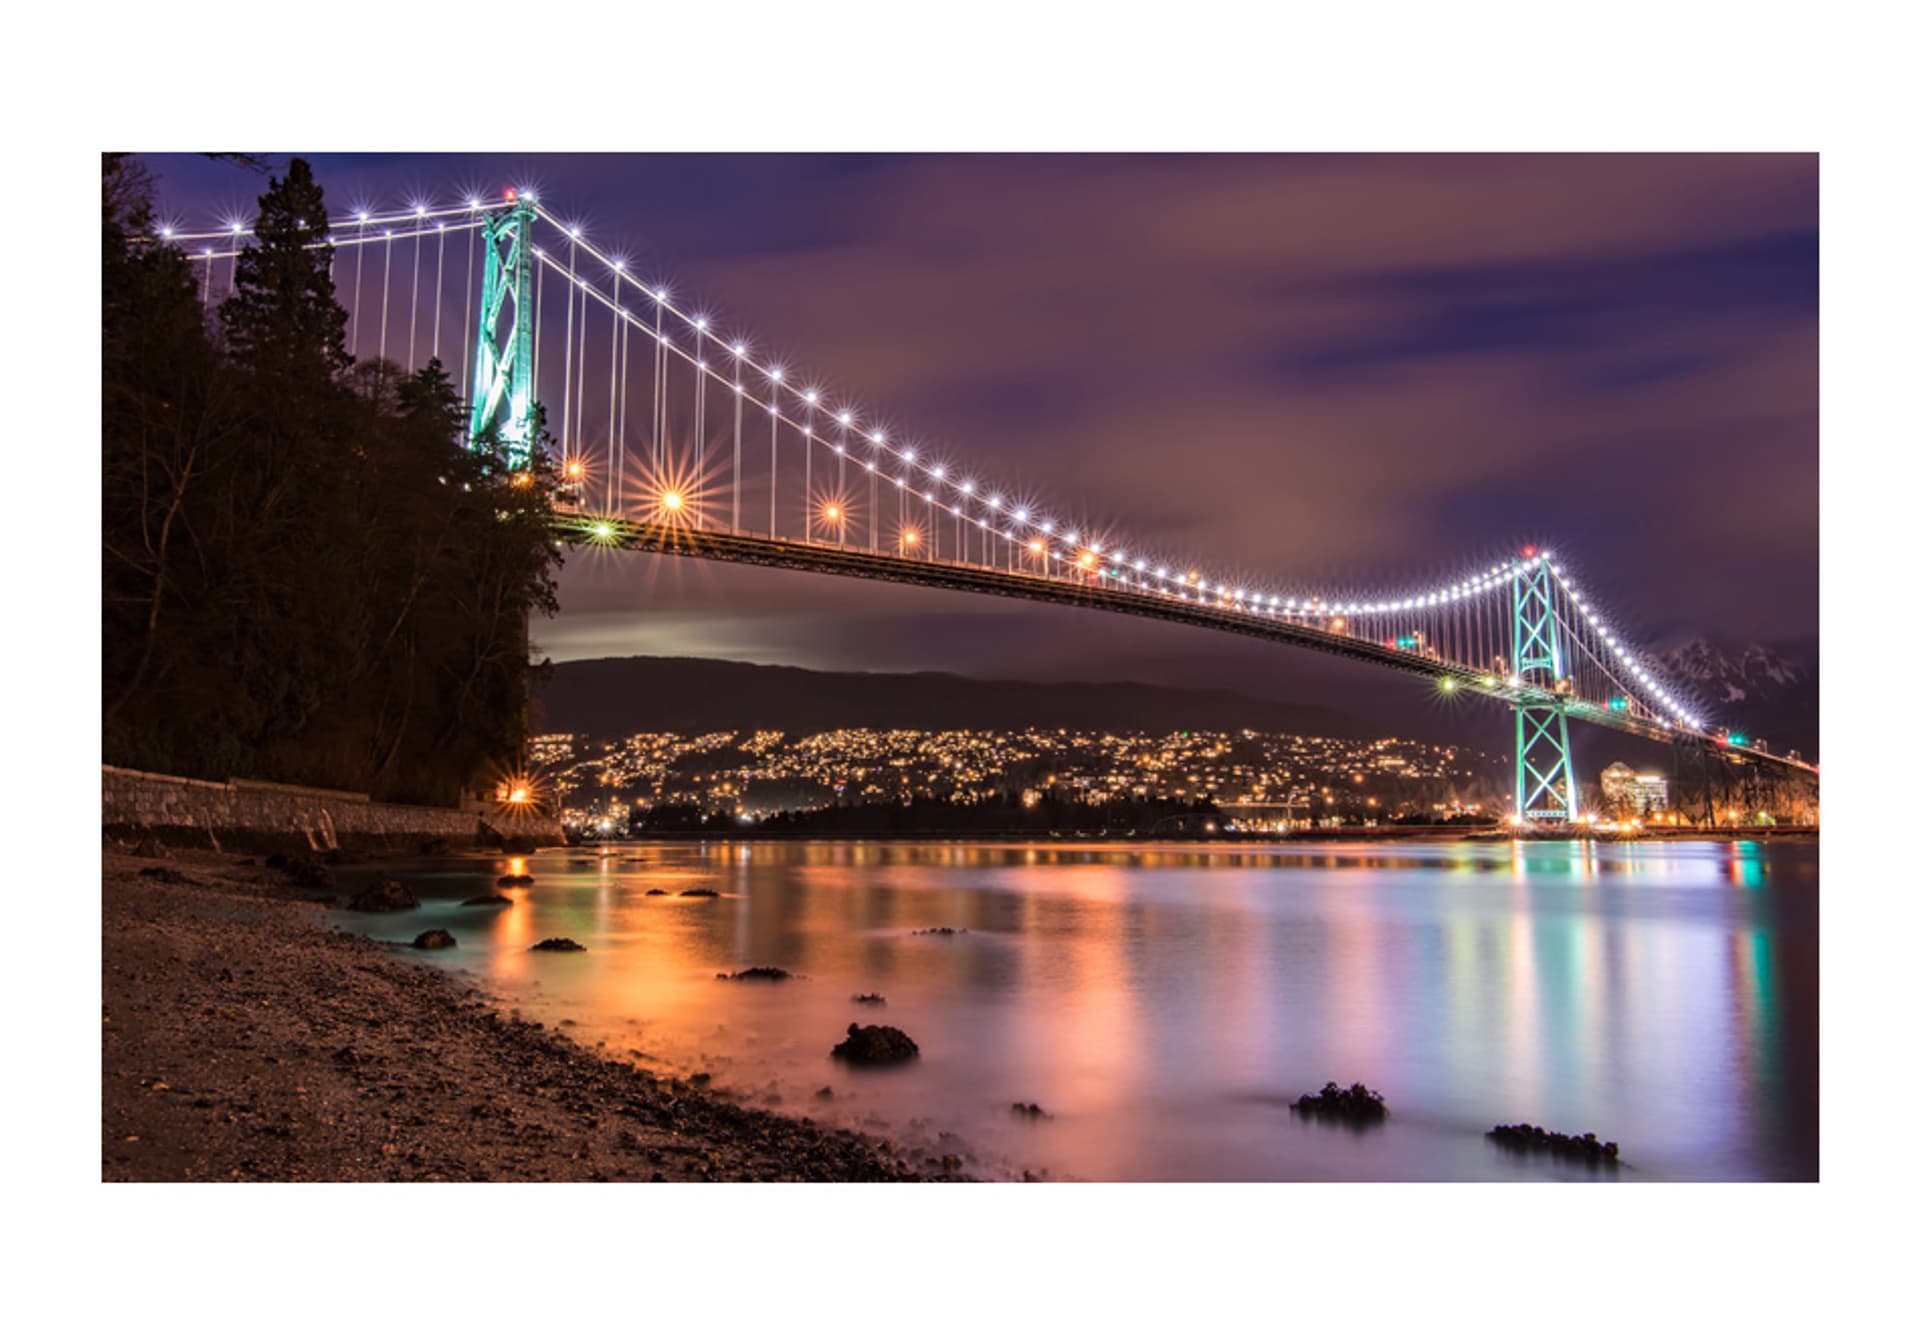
[141,152,1818,715]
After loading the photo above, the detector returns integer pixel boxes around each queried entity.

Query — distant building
[1601,762,1668,815]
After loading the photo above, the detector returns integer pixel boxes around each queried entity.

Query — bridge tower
[1511,558,1579,823]
[467,194,539,468]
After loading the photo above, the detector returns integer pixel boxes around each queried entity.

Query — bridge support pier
[1515,703,1578,823]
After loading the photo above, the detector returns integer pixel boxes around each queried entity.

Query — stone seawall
[102,765,564,852]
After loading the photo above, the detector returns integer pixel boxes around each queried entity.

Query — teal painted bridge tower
[467,193,538,467]
[1511,557,1579,822]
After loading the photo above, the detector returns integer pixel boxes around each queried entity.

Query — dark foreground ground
[102,848,948,1182]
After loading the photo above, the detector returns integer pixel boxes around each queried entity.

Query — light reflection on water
[345,838,1817,1181]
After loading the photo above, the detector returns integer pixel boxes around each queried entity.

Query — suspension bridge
[160,188,1819,825]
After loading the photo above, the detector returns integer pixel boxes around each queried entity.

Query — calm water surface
[344,839,1817,1181]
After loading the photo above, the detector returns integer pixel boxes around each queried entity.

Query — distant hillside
[533,656,1380,741]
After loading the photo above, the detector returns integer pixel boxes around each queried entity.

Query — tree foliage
[102,154,562,804]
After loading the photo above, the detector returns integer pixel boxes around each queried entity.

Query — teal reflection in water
[344,838,1818,1182]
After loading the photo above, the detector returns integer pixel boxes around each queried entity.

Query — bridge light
[837,411,852,425]
[660,490,684,513]
[1440,678,1457,692]
[768,366,783,382]
[961,481,976,495]
[612,258,625,272]
[591,521,614,541]
[356,211,370,223]
[873,431,886,444]
[414,203,428,217]
[733,342,748,356]
[903,448,917,463]
[1015,509,1029,522]
[694,317,710,332]
[654,288,669,301]
[931,465,946,480]
[804,389,818,404]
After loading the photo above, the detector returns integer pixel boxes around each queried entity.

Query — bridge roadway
[559,515,1819,782]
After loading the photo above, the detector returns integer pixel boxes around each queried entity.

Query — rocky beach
[100,847,954,1182]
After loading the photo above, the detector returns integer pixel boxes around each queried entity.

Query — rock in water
[347,878,417,912]
[831,1023,920,1065]
[717,966,793,982]
[284,858,335,890]
[461,893,513,907]
[495,873,535,888]
[1487,1123,1620,1161]
[531,937,586,952]
[412,929,457,950]
[644,888,668,896]
[1292,1081,1388,1122]
[852,993,886,1005]
[678,887,720,898]
[912,926,967,936]
[1010,1102,1052,1119]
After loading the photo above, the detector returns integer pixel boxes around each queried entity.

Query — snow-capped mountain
[1655,637,1818,755]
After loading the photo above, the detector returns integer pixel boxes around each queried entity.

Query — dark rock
[567,859,594,868]
[912,926,967,936]
[133,836,167,859]
[322,849,354,866]
[498,835,538,854]
[461,893,513,907]
[852,993,886,1005]
[1011,1102,1052,1119]
[815,1086,835,1099]
[1292,1081,1388,1122]
[417,836,451,856]
[264,852,290,870]
[530,937,586,952]
[137,865,193,885]
[644,888,669,896]
[283,858,334,890]
[831,1023,920,1065]
[717,966,793,982]
[412,929,457,950]
[347,878,417,912]
[678,887,720,898]
[689,1072,712,1087]
[1487,1122,1621,1162]
[495,873,535,888]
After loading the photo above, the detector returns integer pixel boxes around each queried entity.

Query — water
[342,838,1818,1181]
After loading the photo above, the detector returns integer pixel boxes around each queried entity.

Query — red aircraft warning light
[504,187,517,201]
[1522,545,1537,558]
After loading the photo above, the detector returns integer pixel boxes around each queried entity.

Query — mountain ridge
[533,656,1384,741]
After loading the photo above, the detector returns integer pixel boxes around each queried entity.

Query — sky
[139,153,1818,724]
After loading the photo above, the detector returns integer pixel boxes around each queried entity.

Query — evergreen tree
[218,159,350,390]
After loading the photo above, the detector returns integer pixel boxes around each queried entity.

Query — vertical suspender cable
[461,218,476,398]
[609,272,622,513]
[432,223,446,362]
[561,241,576,479]
[378,231,393,365]
[652,301,664,469]
[731,349,743,532]
[408,214,423,369]
[350,219,366,357]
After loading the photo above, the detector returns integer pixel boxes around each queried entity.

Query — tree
[218,158,350,391]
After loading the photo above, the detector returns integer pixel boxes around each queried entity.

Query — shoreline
[101,847,958,1182]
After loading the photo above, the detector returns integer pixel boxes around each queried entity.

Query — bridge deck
[559,516,1817,781]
